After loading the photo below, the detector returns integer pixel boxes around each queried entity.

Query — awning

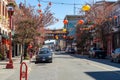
[2,34,9,39]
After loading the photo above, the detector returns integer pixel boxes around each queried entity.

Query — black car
[35,48,53,63]
[66,48,76,54]
[89,47,107,59]
[111,48,120,63]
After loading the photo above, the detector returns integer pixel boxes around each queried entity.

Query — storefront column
[107,34,113,57]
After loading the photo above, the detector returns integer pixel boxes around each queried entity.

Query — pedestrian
[29,51,33,62]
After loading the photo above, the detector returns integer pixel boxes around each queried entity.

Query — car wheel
[35,61,38,64]
[101,55,105,59]
[93,54,96,58]
[111,59,113,62]
[88,55,91,58]
[114,58,118,63]
[116,58,120,63]
[118,59,120,63]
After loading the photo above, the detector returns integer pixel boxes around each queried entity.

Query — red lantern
[84,28,86,30]
[80,28,83,31]
[40,14,42,17]
[38,10,42,13]
[83,28,86,30]
[109,18,112,21]
[48,2,52,6]
[78,20,84,24]
[63,35,66,39]
[86,28,89,30]
[28,44,32,49]
[38,4,41,7]
[2,39,6,44]
[114,15,117,19]
[63,20,68,24]
[88,19,91,22]
[70,36,73,39]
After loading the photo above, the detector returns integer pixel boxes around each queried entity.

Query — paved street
[28,53,120,80]
[1,53,120,80]
[0,56,31,80]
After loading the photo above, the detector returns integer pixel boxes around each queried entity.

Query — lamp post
[63,20,68,49]
[0,33,2,42]
[0,33,2,57]
[62,28,67,48]
[6,2,15,69]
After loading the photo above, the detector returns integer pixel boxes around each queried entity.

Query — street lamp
[6,2,15,69]
[63,20,68,49]
[0,33,2,42]
[0,33,2,56]
[62,28,69,49]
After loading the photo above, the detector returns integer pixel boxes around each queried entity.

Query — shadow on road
[85,71,120,80]
[60,53,120,69]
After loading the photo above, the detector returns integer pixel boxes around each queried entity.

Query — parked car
[35,48,53,63]
[88,47,107,59]
[111,48,120,63]
[66,48,76,54]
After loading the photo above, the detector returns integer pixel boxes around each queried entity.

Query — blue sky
[15,0,118,30]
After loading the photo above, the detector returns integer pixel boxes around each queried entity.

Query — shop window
[0,1,1,15]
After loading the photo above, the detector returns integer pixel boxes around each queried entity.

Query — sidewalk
[0,56,32,80]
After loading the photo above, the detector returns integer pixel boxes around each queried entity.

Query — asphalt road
[28,53,120,80]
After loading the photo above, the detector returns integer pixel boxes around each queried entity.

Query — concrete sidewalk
[0,56,32,80]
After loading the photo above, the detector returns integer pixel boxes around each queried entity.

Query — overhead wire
[36,0,86,26]
[37,0,84,5]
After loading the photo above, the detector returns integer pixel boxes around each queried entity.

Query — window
[0,1,1,15]
[39,50,47,54]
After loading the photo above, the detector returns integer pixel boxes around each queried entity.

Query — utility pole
[24,0,26,6]
[74,0,76,15]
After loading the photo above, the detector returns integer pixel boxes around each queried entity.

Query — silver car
[111,48,120,63]
[35,48,53,63]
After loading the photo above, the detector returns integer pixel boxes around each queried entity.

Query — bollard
[20,62,28,80]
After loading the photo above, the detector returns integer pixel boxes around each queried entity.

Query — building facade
[64,15,83,48]
[106,1,120,54]
[0,0,21,60]
[0,0,11,59]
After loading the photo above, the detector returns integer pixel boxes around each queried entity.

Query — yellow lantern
[82,5,91,11]
[63,28,67,32]
[55,35,58,39]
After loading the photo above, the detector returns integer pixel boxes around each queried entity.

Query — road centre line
[84,59,120,75]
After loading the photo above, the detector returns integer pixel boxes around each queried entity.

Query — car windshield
[40,48,49,51]
[39,50,48,54]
